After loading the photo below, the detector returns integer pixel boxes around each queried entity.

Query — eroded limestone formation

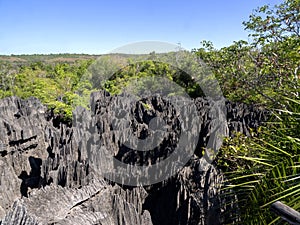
[0,91,268,225]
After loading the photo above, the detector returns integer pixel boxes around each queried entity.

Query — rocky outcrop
[2,181,152,225]
[0,91,268,225]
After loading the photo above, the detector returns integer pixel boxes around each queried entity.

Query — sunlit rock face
[0,91,268,225]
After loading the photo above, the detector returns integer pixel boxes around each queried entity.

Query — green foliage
[0,59,94,122]
[0,62,17,98]
[243,0,300,45]
[0,53,205,122]
[210,1,300,223]
[89,53,203,97]
[218,94,300,224]
[103,60,174,95]
[194,1,299,106]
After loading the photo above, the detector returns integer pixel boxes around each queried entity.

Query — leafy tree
[194,0,299,106]
[243,0,300,45]
[0,59,94,122]
[211,0,300,223]
[0,62,17,98]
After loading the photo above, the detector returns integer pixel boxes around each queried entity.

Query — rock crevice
[0,91,268,225]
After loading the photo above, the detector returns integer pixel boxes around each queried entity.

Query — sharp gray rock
[2,180,152,225]
[0,91,268,225]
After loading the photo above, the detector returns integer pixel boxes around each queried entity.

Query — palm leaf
[219,95,300,224]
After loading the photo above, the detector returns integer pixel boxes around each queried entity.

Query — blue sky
[0,0,283,55]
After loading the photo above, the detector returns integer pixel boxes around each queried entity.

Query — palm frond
[218,94,300,224]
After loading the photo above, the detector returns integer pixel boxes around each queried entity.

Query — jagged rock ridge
[0,91,268,225]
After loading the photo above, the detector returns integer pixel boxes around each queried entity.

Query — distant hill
[0,54,101,64]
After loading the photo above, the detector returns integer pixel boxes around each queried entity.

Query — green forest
[0,0,299,223]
